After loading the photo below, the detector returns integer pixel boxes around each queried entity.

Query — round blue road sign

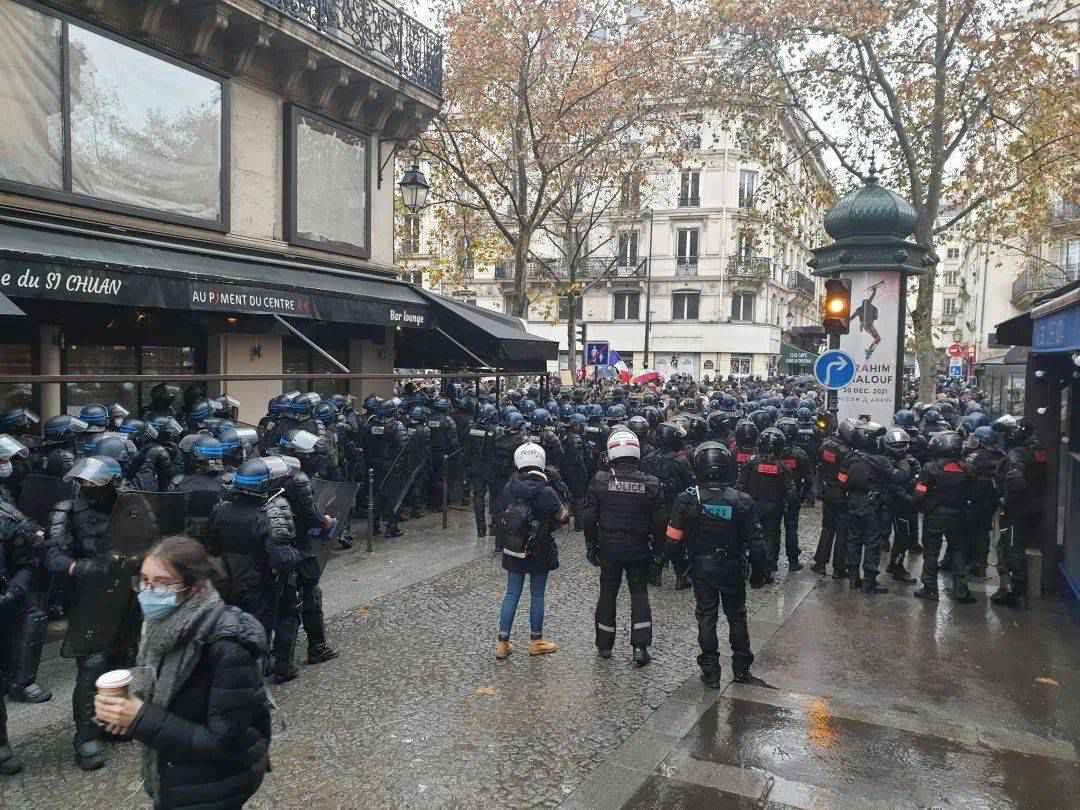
[814,350,857,390]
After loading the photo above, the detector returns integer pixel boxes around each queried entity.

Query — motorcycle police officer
[582,430,666,667]
[665,442,769,687]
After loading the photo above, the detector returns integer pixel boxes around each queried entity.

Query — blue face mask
[137,589,181,621]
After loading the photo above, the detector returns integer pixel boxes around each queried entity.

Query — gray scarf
[135,584,225,802]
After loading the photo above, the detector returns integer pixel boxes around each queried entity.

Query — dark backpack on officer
[496,496,537,560]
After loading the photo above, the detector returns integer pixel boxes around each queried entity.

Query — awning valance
[0,217,431,329]
[398,293,558,372]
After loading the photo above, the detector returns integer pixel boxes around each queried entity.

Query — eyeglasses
[131,576,188,595]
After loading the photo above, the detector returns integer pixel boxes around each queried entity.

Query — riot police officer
[491,412,528,541]
[732,419,759,479]
[561,413,591,531]
[366,400,408,538]
[738,427,796,575]
[119,417,174,492]
[429,398,460,508]
[208,456,302,682]
[914,431,975,603]
[843,421,893,594]
[992,416,1046,607]
[170,435,226,541]
[46,456,134,770]
[466,404,498,539]
[776,418,811,572]
[881,427,920,583]
[641,422,694,588]
[665,442,769,687]
[582,430,666,666]
[141,383,180,420]
[964,426,1004,579]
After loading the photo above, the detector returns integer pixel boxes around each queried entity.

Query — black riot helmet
[928,430,963,459]
[837,418,858,446]
[190,434,225,473]
[758,427,786,456]
[693,441,735,485]
[149,383,180,410]
[150,416,184,444]
[882,427,911,458]
[852,421,886,453]
[733,419,759,449]
[627,415,650,444]
[118,417,158,448]
[685,415,707,445]
[654,421,686,452]
[749,409,772,434]
[93,434,136,464]
[775,417,799,446]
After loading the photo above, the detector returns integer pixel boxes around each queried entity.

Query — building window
[942,270,959,286]
[558,296,583,321]
[0,2,227,228]
[65,343,198,415]
[679,169,700,207]
[943,297,958,316]
[452,290,477,306]
[503,295,529,318]
[401,214,421,254]
[730,353,752,376]
[283,335,349,398]
[736,229,755,261]
[0,343,34,413]
[738,169,757,209]
[677,228,699,274]
[947,247,960,260]
[672,291,700,320]
[618,231,639,266]
[703,359,714,371]
[1065,239,1080,276]
[613,291,640,320]
[401,269,423,286]
[619,172,641,209]
[731,292,755,321]
[287,106,369,258]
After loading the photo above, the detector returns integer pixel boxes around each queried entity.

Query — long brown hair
[146,536,224,591]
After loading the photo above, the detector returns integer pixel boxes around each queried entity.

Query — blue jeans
[498,571,548,640]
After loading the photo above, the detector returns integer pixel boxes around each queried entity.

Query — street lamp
[641,207,655,369]
[398,143,430,213]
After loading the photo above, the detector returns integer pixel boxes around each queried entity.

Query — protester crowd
[0,372,1046,807]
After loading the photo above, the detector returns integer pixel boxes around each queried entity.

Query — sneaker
[74,740,105,771]
[496,640,512,660]
[10,683,52,703]
[528,639,558,656]
[633,647,651,667]
[307,643,339,665]
[810,562,828,575]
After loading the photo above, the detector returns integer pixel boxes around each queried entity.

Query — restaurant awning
[0,216,431,329]
[0,291,25,317]
[397,293,558,372]
[994,312,1033,347]
[780,342,818,366]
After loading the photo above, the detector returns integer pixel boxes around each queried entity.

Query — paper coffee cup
[96,669,133,697]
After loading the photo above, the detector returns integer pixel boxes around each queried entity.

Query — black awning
[397,292,558,372]
[994,312,1033,347]
[0,218,431,329]
[0,291,25,317]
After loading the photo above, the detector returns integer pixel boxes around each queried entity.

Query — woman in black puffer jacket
[94,536,271,809]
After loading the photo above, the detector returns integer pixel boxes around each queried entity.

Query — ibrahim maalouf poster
[837,270,901,426]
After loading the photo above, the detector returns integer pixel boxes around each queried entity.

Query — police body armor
[817,437,851,504]
[965,448,1003,517]
[640,450,693,510]
[492,429,526,488]
[918,457,970,531]
[129,443,174,492]
[738,456,787,515]
[587,468,663,563]
[173,472,225,540]
[684,484,765,590]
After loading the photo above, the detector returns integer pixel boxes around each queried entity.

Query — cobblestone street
[3,507,1079,809]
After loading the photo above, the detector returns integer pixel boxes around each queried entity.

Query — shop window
[139,345,196,413]
[283,336,349,399]
[65,344,138,416]
[730,353,752,376]
[0,344,34,412]
[287,106,370,258]
[0,3,227,228]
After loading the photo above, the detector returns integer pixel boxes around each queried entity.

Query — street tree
[423,0,704,321]
[709,0,1079,400]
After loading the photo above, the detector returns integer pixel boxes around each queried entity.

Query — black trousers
[471,475,494,537]
[922,512,969,597]
[889,507,918,566]
[691,558,752,676]
[297,557,327,650]
[761,511,783,571]
[998,509,1028,590]
[73,651,129,744]
[846,507,881,581]
[814,498,847,572]
[782,504,801,563]
[596,560,653,650]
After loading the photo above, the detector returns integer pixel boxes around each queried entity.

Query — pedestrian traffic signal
[823,278,851,335]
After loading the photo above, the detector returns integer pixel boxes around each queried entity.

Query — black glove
[73,557,109,579]
[586,543,601,567]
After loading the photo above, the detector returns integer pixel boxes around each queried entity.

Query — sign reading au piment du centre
[836,270,901,426]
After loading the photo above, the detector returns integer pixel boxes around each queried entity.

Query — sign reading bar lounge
[0,261,428,329]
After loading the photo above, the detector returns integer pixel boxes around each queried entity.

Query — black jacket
[494,475,565,575]
[132,606,271,810]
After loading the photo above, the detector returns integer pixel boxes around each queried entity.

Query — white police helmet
[514,441,546,471]
[607,429,641,462]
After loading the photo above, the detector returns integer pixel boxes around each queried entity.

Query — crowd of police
[0,373,1047,775]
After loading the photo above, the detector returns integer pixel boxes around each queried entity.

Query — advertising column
[836,271,902,426]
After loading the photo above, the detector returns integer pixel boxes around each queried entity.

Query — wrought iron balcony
[675,258,699,277]
[939,313,957,325]
[260,0,443,96]
[678,195,701,208]
[787,269,816,298]
[1011,265,1076,305]
[727,256,771,282]
[526,257,647,281]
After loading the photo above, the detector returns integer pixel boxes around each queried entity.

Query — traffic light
[576,322,588,348]
[823,278,851,335]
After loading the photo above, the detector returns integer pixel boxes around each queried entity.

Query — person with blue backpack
[493,443,567,660]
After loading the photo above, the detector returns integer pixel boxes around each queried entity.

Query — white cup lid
[95,669,133,690]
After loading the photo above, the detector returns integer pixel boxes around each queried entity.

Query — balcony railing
[787,270,816,297]
[260,0,443,96]
[939,313,957,325]
[678,195,701,208]
[492,257,646,281]
[1011,265,1077,305]
[1052,201,1080,223]
[675,258,699,277]
[728,256,771,281]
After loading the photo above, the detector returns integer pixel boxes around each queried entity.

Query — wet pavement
[3,504,1079,809]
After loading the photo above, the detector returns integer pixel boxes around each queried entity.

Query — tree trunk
[567,304,577,380]
[512,234,530,318]
[913,215,939,404]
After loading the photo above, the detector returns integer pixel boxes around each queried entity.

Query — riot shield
[379,432,430,517]
[61,491,187,658]
[311,479,360,571]
[17,473,74,528]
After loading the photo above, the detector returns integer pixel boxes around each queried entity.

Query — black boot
[633,646,651,667]
[74,739,105,771]
[732,669,752,684]
[863,579,888,594]
[788,559,804,572]
[0,702,23,775]
[810,562,827,575]
[914,586,939,601]
[647,563,663,588]
[9,683,51,703]
[307,643,339,665]
[597,647,612,659]
[889,564,916,583]
[674,573,691,590]
[849,576,863,590]
[700,668,723,689]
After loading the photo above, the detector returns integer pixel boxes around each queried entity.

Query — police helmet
[734,419,759,449]
[971,425,998,450]
[378,400,399,419]
[149,416,184,443]
[0,435,30,462]
[313,400,338,425]
[44,415,89,441]
[268,394,294,416]
[749,409,772,433]
[782,396,800,415]
[959,412,990,436]
[894,409,916,429]
[532,408,552,427]
[504,411,526,431]
[758,427,786,456]
[79,404,109,432]
[567,413,587,430]
[64,455,123,487]
[775,417,799,445]
[150,383,180,407]
[643,406,663,430]
[234,456,294,495]
[607,430,641,463]
[922,407,943,425]
[693,441,735,485]
[188,399,212,425]
[0,408,40,433]
[853,421,886,453]
[281,429,321,455]
[118,417,159,446]
[654,422,686,452]
[433,398,451,414]
[290,392,321,418]
[627,415,650,442]
[478,403,498,425]
[837,418,858,446]
[513,442,546,472]
[607,403,627,421]
[882,427,911,457]
[191,435,226,471]
[93,435,135,464]
[928,430,963,459]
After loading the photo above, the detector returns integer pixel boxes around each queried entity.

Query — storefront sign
[190,283,313,317]
[836,270,901,425]
[0,265,145,306]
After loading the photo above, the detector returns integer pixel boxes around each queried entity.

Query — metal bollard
[442,453,449,529]
[367,468,375,553]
